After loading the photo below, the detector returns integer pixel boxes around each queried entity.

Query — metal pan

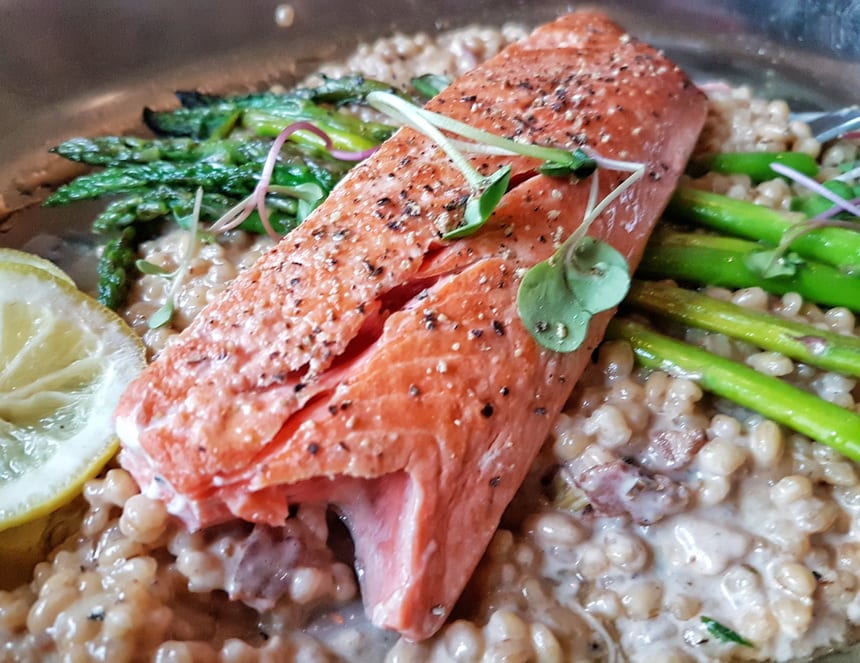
[2,0,859,234]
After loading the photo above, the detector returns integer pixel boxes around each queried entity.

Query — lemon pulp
[0,261,145,532]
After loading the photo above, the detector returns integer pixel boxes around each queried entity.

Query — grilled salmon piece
[116,10,706,640]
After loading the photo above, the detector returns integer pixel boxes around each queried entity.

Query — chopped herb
[701,616,754,648]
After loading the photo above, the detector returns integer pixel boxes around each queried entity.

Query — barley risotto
[2,21,860,663]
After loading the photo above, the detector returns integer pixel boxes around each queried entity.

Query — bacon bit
[575,459,689,525]
[642,427,706,472]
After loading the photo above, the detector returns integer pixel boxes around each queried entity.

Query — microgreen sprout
[366,91,596,239]
[747,162,859,278]
[207,122,372,240]
[365,90,644,353]
[518,158,645,352]
[136,187,204,329]
[832,162,860,183]
[772,162,860,218]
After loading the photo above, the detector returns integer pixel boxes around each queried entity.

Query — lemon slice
[0,261,146,532]
[0,247,75,285]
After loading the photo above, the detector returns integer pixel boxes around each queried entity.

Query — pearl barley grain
[697,439,747,476]
[119,495,169,544]
[770,475,813,505]
[774,561,817,598]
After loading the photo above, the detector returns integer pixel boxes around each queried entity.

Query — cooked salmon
[115,10,707,640]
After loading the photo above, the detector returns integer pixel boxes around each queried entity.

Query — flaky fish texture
[116,10,707,640]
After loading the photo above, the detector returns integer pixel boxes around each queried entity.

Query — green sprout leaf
[518,259,592,352]
[517,237,630,352]
[135,259,174,276]
[746,249,805,278]
[443,165,512,240]
[410,74,452,99]
[148,300,175,329]
[701,617,754,648]
[565,237,630,312]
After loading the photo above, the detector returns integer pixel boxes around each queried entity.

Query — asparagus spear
[44,160,334,206]
[174,75,396,109]
[692,151,818,182]
[144,77,396,142]
[91,187,233,232]
[791,180,860,219]
[639,231,860,312]
[606,317,860,462]
[625,280,860,376]
[241,106,391,150]
[667,187,860,274]
[96,226,138,310]
[90,187,302,236]
[293,74,398,105]
[52,136,276,167]
[410,74,452,99]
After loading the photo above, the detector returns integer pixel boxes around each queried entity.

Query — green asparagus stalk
[91,188,300,236]
[173,75,396,110]
[241,106,391,150]
[145,80,396,143]
[791,180,860,219]
[693,151,818,182]
[410,74,452,99]
[606,317,860,462]
[96,226,138,310]
[91,188,231,232]
[44,160,335,206]
[639,231,860,312]
[52,136,276,167]
[667,187,860,274]
[625,280,860,376]
[293,74,397,104]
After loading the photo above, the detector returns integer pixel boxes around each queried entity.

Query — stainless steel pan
[2,0,859,231]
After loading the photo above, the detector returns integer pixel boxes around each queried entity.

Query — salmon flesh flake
[115,10,707,640]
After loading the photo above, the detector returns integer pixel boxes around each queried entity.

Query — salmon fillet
[116,11,706,640]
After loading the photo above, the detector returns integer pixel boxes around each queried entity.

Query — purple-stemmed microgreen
[208,122,374,239]
[136,187,204,329]
[746,162,859,278]
[833,162,860,183]
[772,162,860,217]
